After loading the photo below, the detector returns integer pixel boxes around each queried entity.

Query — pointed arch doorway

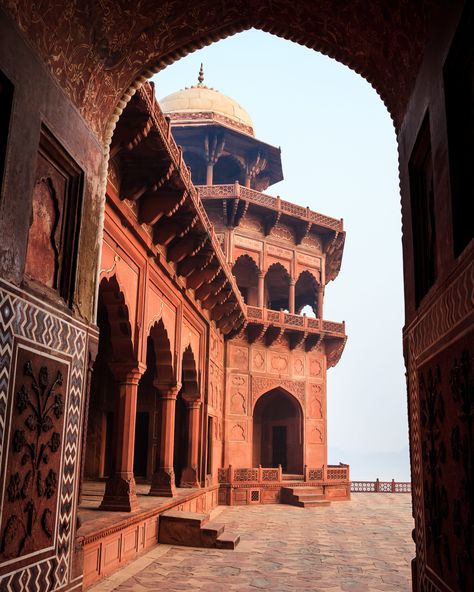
[253,388,303,474]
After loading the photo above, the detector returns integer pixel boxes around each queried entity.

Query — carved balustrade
[218,464,349,484]
[246,305,345,336]
[197,184,344,232]
[351,479,411,493]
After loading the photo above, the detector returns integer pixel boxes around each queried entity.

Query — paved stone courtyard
[91,494,414,592]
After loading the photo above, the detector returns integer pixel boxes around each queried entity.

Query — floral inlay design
[1,360,64,559]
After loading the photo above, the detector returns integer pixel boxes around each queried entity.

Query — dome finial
[197,63,204,86]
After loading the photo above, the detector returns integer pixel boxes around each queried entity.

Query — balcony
[241,305,346,365]
[197,183,344,233]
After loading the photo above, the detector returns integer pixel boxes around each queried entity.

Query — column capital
[155,383,181,399]
[258,271,265,279]
[184,398,202,409]
[109,362,145,383]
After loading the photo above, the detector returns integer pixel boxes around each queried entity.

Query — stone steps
[159,510,239,549]
[281,486,331,509]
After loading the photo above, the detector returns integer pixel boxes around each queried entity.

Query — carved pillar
[289,280,296,314]
[206,163,214,185]
[317,285,324,318]
[100,364,144,512]
[258,272,265,308]
[245,173,252,188]
[181,399,202,487]
[149,385,180,497]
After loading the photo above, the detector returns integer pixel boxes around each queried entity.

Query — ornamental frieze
[251,376,305,408]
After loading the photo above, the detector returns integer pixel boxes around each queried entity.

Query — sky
[152,29,410,481]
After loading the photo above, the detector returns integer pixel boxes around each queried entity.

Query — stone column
[181,399,202,487]
[99,365,144,512]
[206,163,214,185]
[258,272,265,308]
[317,285,325,318]
[149,385,179,497]
[289,280,296,314]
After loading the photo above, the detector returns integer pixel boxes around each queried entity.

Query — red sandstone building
[0,3,472,592]
[84,73,348,523]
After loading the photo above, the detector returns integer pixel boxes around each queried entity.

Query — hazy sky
[152,29,409,480]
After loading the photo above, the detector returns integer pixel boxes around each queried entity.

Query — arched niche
[213,155,245,185]
[295,270,319,316]
[252,388,303,474]
[149,318,174,388]
[265,262,290,311]
[232,254,260,305]
[174,344,199,486]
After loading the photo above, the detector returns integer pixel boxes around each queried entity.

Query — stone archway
[0,3,472,590]
[253,388,303,474]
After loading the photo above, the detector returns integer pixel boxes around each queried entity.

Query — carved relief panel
[230,422,247,442]
[268,352,289,376]
[417,332,473,592]
[307,421,325,444]
[229,374,249,416]
[0,282,88,589]
[24,127,83,307]
[293,356,305,378]
[252,349,266,373]
[308,355,323,379]
[0,346,68,561]
[229,345,248,372]
[308,383,324,419]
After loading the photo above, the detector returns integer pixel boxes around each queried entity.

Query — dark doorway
[133,412,149,478]
[272,426,287,470]
[173,391,188,485]
[253,388,303,473]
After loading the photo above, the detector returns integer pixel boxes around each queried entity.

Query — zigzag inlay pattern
[0,282,88,591]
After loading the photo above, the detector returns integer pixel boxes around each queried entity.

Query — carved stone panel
[251,377,305,410]
[293,356,305,377]
[229,345,248,372]
[307,421,325,444]
[418,331,473,592]
[0,281,88,589]
[308,383,324,419]
[230,374,248,416]
[268,353,289,376]
[252,349,266,373]
[308,356,323,379]
[0,347,68,561]
[230,422,246,442]
[24,127,83,306]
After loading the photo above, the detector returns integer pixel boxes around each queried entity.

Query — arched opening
[265,263,290,311]
[83,276,137,507]
[174,345,201,487]
[253,388,303,474]
[213,155,244,184]
[295,271,319,316]
[134,336,155,481]
[232,254,259,305]
[183,150,207,185]
[84,290,115,481]
[0,3,470,590]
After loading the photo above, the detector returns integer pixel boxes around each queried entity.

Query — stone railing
[197,183,344,232]
[246,305,345,335]
[351,479,411,493]
[218,464,350,484]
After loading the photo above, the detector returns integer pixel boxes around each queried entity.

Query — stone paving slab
[90,494,414,592]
